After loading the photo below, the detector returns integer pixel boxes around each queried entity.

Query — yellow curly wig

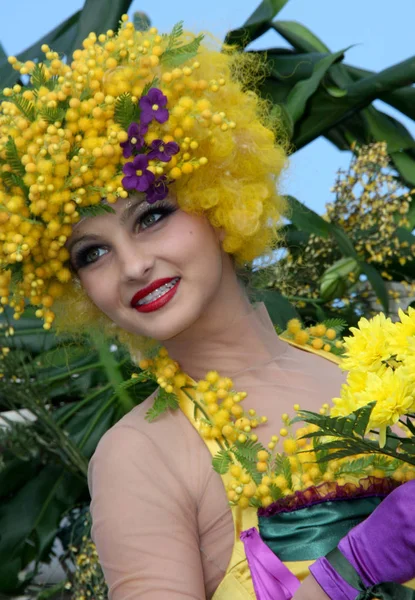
[0,17,287,340]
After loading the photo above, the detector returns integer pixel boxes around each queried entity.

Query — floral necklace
[133,338,414,510]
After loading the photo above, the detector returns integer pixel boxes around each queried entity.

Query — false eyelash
[71,200,177,270]
[137,200,177,230]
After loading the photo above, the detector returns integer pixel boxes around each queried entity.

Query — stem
[181,387,228,452]
[38,362,103,385]
[78,394,116,450]
[55,383,112,426]
[91,332,135,414]
[284,295,324,305]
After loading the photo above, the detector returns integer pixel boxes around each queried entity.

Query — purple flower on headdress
[146,176,169,204]
[139,88,169,126]
[147,139,180,162]
[122,155,155,192]
[120,122,148,158]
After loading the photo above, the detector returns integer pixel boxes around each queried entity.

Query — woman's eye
[84,246,107,264]
[140,211,164,229]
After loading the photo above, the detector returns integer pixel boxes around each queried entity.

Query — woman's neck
[164,280,284,381]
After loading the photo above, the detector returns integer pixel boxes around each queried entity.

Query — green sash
[258,496,381,561]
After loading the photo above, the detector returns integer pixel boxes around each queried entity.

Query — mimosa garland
[136,312,415,510]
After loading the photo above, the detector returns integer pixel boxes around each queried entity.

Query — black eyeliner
[70,200,177,270]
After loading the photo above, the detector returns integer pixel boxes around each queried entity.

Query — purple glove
[309,480,415,599]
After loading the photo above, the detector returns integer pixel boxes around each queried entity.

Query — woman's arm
[293,576,331,600]
[88,425,207,599]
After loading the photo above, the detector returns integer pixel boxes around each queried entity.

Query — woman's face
[67,195,226,341]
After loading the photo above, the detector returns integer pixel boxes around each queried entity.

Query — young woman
[1,16,414,600]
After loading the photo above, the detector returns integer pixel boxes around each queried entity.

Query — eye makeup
[69,199,177,270]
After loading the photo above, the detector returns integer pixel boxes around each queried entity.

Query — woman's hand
[309,480,415,599]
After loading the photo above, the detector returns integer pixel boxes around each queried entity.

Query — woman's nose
[117,241,155,283]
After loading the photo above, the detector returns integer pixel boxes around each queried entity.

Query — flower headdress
[0,17,286,330]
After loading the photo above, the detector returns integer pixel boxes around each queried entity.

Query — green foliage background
[0,0,414,596]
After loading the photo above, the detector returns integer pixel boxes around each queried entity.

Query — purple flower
[120,122,148,158]
[139,88,169,126]
[146,176,169,204]
[147,139,180,162]
[122,155,155,192]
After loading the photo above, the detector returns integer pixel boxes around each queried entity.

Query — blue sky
[1,0,414,214]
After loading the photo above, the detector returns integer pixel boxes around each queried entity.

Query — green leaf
[285,49,346,125]
[30,64,49,90]
[38,105,66,124]
[225,0,289,49]
[269,483,283,501]
[5,136,24,176]
[359,262,389,313]
[352,402,376,437]
[272,20,330,53]
[273,454,293,490]
[163,21,184,53]
[252,289,299,329]
[0,11,82,90]
[161,35,204,68]
[212,450,231,474]
[113,92,141,131]
[145,388,179,422]
[68,0,134,58]
[141,76,161,97]
[285,195,331,238]
[0,466,84,594]
[10,95,35,122]
[321,318,347,333]
[77,204,116,218]
[231,439,264,484]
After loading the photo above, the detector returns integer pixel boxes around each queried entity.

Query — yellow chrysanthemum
[340,313,396,372]
[388,307,415,358]
[333,366,414,446]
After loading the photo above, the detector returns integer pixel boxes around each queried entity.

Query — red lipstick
[131,277,180,313]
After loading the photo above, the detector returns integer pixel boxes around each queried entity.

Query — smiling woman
[1,13,415,600]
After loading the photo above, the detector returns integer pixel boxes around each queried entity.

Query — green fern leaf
[77,204,116,218]
[12,96,35,122]
[39,106,66,124]
[231,439,264,485]
[30,64,49,89]
[272,454,293,489]
[45,75,59,91]
[5,137,24,176]
[161,35,204,68]
[164,21,184,53]
[270,483,283,501]
[114,93,141,131]
[212,450,231,474]
[141,76,160,98]
[249,497,263,508]
[321,318,347,333]
[0,171,28,194]
[145,387,179,422]
[334,456,374,478]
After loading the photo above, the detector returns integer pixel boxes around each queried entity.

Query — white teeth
[136,277,179,306]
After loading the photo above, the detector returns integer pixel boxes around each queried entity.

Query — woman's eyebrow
[120,198,147,224]
[67,233,100,252]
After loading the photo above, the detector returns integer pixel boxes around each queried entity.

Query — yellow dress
[176,339,415,599]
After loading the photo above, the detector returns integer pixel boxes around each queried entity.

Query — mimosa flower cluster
[139,345,414,510]
[0,17,287,331]
[331,309,415,445]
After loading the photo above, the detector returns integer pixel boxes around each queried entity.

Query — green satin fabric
[258,497,382,562]
[326,547,415,599]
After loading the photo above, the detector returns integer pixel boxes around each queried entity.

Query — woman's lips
[131,277,181,313]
